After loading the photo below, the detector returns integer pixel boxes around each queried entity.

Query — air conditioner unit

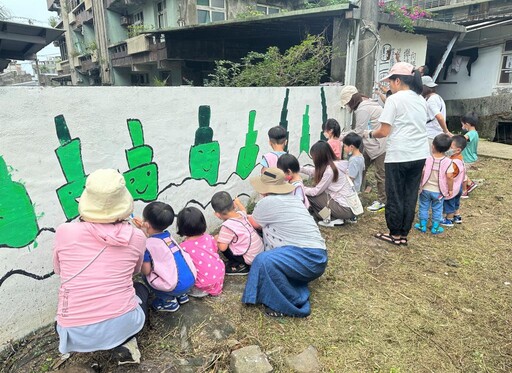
[120,16,131,26]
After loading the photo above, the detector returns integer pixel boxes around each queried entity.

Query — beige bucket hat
[78,169,134,223]
[250,167,296,195]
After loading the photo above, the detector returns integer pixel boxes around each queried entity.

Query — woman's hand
[131,216,143,228]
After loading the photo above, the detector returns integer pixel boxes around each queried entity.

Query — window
[133,11,144,25]
[131,73,150,86]
[197,0,225,24]
[256,4,280,15]
[498,40,512,84]
[156,0,167,29]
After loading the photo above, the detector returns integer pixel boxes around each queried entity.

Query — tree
[206,34,332,87]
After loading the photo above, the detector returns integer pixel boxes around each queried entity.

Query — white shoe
[114,337,141,365]
[188,286,210,298]
[318,218,344,227]
[367,201,385,212]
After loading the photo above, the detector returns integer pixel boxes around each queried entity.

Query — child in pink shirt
[177,207,225,297]
[211,191,264,275]
[322,118,342,160]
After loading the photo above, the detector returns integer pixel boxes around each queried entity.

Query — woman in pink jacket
[53,169,147,365]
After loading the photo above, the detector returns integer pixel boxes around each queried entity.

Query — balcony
[56,60,71,75]
[47,0,61,11]
[78,54,99,72]
[105,0,147,14]
[109,35,167,69]
[71,2,89,29]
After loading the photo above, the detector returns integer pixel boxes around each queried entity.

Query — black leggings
[384,159,425,237]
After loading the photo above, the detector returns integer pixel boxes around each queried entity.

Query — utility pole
[356,0,380,97]
[34,58,42,86]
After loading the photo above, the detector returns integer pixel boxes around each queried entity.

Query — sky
[1,0,61,73]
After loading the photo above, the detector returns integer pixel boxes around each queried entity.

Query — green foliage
[236,6,265,19]
[153,76,169,86]
[206,34,332,87]
[127,24,155,38]
[48,16,59,27]
[302,0,348,9]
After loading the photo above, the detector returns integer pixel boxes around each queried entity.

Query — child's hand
[132,216,143,228]
[233,197,246,212]
[448,190,453,197]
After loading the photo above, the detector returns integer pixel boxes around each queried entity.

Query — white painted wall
[0,86,343,349]
[437,45,502,100]
[375,26,427,83]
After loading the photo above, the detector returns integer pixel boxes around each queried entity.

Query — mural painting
[235,110,260,179]
[189,105,221,185]
[54,115,87,221]
[300,105,311,154]
[123,119,159,202]
[0,87,341,288]
[0,156,39,248]
[279,89,290,151]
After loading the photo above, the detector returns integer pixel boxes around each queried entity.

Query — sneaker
[453,215,462,224]
[440,218,454,227]
[318,218,344,227]
[414,219,427,233]
[347,216,358,224]
[112,337,141,365]
[467,181,478,194]
[176,294,189,305]
[188,287,210,298]
[460,190,469,199]
[367,201,385,212]
[152,297,180,312]
[226,263,250,276]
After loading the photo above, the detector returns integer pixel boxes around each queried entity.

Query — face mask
[445,149,455,157]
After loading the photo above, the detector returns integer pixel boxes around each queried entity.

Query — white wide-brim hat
[78,169,134,223]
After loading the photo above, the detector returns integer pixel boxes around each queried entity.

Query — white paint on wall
[375,26,427,83]
[0,85,344,349]
[437,45,502,100]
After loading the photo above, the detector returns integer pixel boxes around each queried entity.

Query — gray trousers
[363,151,387,204]
[307,192,355,220]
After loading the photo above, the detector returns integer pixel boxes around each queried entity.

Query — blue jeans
[143,277,192,302]
[418,190,444,223]
[443,187,463,215]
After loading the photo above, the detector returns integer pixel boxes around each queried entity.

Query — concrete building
[397,0,512,142]
[47,0,300,86]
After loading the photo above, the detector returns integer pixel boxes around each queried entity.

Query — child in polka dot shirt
[176,207,225,297]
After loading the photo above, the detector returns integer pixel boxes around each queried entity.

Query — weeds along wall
[0,85,344,348]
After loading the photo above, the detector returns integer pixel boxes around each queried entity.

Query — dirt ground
[1,156,511,373]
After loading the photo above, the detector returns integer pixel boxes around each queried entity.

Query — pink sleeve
[217,225,235,244]
[53,228,62,275]
[304,167,333,196]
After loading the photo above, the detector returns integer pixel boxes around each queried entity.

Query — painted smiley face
[189,142,220,185]
[56,178,86,221]
[123,164,158,202]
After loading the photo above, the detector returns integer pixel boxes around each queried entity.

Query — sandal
[374,233,401,246]
[264,306,286,318]
[400,237,408,246]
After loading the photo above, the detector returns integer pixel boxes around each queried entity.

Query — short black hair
[143,201,175,231]
[277,153,300,173]
[420,65,429,75]
[211,191,234,214]
[268,126,287,144]
[322,118,341,137]
[342,132,362,149]
[432,133,452,153]
[451,134,467,151]
[176,207,207,237]
[461,111,478,128]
